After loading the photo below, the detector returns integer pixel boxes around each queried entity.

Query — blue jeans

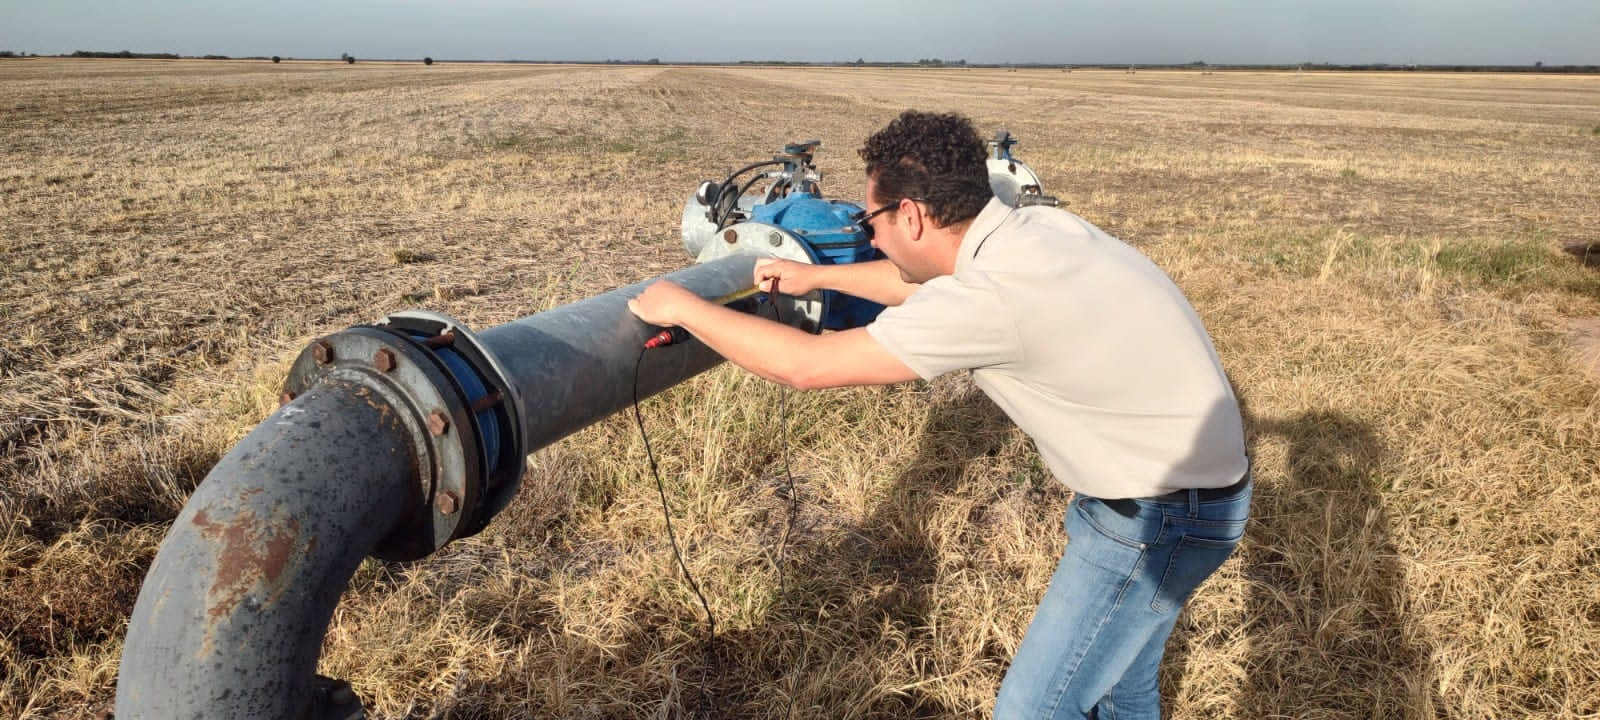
[993,481,1251,719]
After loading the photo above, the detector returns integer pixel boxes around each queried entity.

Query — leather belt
[1101,475,1250,517]
[1149,474,1250,503]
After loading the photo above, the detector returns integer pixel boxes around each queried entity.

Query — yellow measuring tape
[712,286,762,305]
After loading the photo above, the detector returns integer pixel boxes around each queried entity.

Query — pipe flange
[283,327,479,560]
[379,310,526,539]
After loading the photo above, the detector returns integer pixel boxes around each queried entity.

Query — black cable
[719,159,786,189]
[715,170,781,230]
[711,159,786,230]
[769,281,808,720]
[632,281,807,718]
[632,346,719,719]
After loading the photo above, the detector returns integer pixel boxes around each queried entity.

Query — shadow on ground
[725,384,1024,719]
[568,383,1030,719]
[1168,405,1441,718]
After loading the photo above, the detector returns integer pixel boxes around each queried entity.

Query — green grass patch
[483,133,550,153]
[589,126,691,162]
[1432,237,1552,285]
[1242,229,1385,276]
[1237,228,1600,297]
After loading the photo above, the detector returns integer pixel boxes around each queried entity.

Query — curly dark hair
[858,110,992,227]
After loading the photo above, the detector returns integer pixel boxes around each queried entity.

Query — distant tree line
[69,50,180,59]
[1287,61,1600,74]
[740,59,1600,72]
[13,51,1596,74]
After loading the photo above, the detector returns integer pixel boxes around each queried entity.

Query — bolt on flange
[373,348,397,373]
[426,410,450,436]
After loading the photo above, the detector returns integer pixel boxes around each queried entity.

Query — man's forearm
[667,296,916,390]
[670,300,817,387]
[815,259,918,306]
[629,279,920,390]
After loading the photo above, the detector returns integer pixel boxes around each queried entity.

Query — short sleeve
[865,274,1022,379]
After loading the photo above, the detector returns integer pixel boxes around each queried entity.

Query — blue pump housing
[750,192,886,330]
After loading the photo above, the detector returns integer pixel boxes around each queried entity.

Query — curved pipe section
[116,376,419,718]
[117,253,796,719]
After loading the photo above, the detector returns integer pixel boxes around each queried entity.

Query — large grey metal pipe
[116,375,420,719]
[116,253,793,719]
[480,253,757,454]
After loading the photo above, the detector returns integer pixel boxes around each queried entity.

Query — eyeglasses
[851,198,923,241]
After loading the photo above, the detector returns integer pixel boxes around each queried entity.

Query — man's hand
[628,280,703,327]
[754,258,822,295]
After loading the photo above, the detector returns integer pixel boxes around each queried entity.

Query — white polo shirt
[866,198,1248,499]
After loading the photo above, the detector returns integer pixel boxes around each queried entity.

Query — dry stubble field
[2,59,1600,719]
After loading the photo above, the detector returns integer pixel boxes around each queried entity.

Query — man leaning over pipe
[627,110,1250,720]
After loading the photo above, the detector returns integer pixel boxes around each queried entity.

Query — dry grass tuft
[391,248,435,265]
[1569,318,1600,382]
[4,61,1599,718]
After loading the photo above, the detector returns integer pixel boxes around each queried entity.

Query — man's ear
[902,197,924,240]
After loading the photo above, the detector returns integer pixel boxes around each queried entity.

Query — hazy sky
[2,0,1595,65]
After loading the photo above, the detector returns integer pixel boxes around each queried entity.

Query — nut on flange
[311,340,334,364]
[426,410,450,436]
[373,348,397,373]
